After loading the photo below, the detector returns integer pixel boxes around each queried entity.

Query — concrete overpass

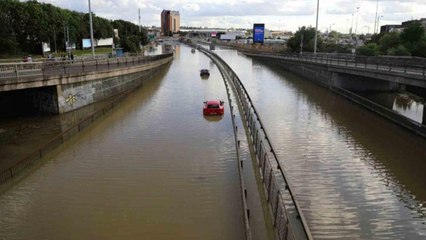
[0,53,173,114]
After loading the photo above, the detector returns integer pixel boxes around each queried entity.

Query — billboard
[82,38,92,48]
[253,23,265,44]
[42,42,51,53]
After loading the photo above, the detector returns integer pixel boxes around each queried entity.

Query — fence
[239,51,426,77]
[0,53,174,80]
[196,45,313,240]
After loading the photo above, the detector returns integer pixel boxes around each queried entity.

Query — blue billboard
[253,23,265,44]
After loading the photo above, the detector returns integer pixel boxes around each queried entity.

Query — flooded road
[0,45,245,239]
[214,48,426,239]
[2,42,426,240]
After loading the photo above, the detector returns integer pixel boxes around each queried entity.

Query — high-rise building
[161,10,180,36]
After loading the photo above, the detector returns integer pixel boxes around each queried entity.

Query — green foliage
[356,43,380,56]
[320,42,352,53]
[0,0,148,55]
[387,45,411,56]
[413,38,426,57]
[368,32,385,44]
[401,22,425,44]
[400,22,426,56]
[287,26,322,53]
[378,32,401,54]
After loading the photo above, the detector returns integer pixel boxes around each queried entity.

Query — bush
[356,43,380,56]
[387,45,411,56]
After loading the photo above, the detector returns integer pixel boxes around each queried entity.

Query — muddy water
[215,48,426,239]
[0,45,245,239]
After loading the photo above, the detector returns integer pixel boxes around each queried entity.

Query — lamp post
[346,18,349,34]
[377,15,384,34]
[314,0,319,54]
[88,0,95,59]
[374,0,379,34]
[350,13,354,35]
[355,6,360,35]
[328,23,335,37]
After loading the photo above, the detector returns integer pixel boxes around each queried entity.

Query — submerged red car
[203,100,225,115]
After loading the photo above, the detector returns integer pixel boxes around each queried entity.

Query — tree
[378,32,401,54]
[356,43,380,56]
[0,0,148,55]
[400,21,426,56]
[387,45,411,56]
[401,22,425,44]
[287,26,321,53]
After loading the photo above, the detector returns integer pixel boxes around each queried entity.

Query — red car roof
[206,100,220,105]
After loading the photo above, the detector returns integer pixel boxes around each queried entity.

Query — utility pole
[138,8,141,32]
[88,0,95,59]
[300,34,304,56]
[314,0,319,54]
[355,7,360,35]
[374,0,379,34]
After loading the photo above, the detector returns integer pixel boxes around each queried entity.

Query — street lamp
[377,15,384,34]
[374,0,379,34]
[355,6,360,35]
[88,0,95,58]
[350,13,354,34]
[328,23,335,37]
[314,0,319,54]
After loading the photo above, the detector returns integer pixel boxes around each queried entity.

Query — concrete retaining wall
[254,56,400,92]
[55,56,172,113]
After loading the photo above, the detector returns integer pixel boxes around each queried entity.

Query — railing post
[274,190,280,227]
[15,64,19,78]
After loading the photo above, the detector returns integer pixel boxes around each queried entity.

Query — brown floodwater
[0,45,246,239]
[215,47,426,239]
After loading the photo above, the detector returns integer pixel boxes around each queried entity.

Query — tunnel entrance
[0,86,59,118]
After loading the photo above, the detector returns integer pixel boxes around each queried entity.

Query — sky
[35,0,425,34]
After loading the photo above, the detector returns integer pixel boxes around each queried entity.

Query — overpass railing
[241,51,426,77]
[196,45,313,240]
[0,53,173,80]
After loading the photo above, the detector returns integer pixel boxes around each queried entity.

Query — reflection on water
[393,93,424,123]
[359,92,425,124]
[203,115,224,122]
[214,47,426,239]
[0,45,245,239]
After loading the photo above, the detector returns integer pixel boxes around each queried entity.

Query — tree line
[0,0,148,56]
[286,22,426,57]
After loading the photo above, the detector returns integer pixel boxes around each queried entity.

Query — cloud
[33,0,426,32]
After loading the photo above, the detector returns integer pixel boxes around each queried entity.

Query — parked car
[203,100,225,115]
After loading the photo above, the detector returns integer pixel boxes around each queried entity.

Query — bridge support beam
[423,108,426,125]
[331,73,399,92]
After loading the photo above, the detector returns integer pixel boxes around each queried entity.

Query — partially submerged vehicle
[203,100,225,115]
[200,69,210,77]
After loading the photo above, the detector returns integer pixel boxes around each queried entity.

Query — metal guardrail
[223,66,253,240]
[242,52,426,77]
[196,45,313,240]
[0,53,174,80]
